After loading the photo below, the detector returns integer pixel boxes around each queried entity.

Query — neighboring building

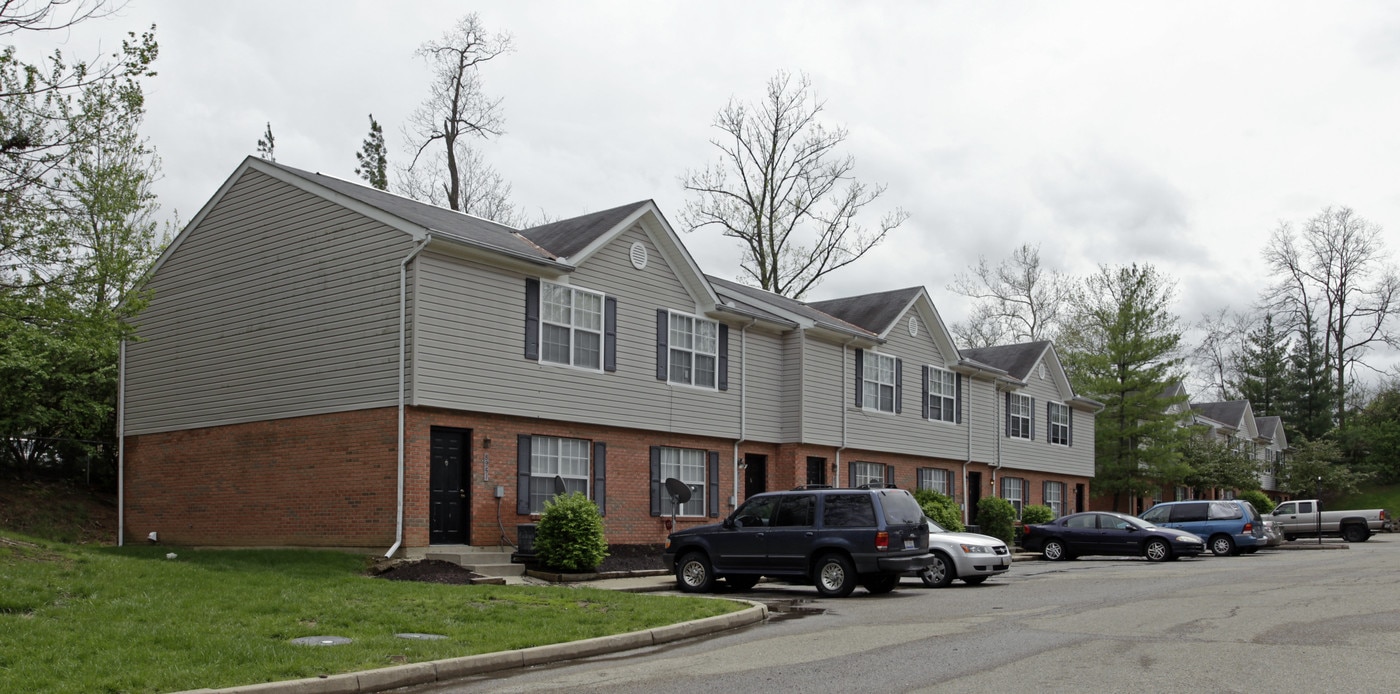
[119,157,1100,552]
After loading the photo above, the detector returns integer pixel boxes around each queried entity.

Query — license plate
[904,538,915,550]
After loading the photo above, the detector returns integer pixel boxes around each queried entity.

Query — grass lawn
[0,534,739,694]
[1331,484,1400,514]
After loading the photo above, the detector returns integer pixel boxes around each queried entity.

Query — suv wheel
[1209,534,1236,557]
[675,551,716,593]
[860,573,899,595]
[814,553,857,598]
[919,552,956,588]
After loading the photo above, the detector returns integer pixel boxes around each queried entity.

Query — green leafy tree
[1180,430,1260,494]
[1335,383,1400,484]
[1058,263,1190,511]
[1275,438,1367,498]
[354,114,387,191]
[1237,489,1275,515]
[533,491,609,572]
[1231,313,1289,416]
[913,488,964,532]
[976,496,1016,546]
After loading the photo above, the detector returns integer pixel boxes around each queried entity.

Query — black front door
[967,472,983,526]
[429,427,471,544]
[743,454,767,499]
[806,457,827,486]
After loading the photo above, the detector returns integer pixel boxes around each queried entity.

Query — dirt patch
[0,477,117,545]
[369,559,487,584]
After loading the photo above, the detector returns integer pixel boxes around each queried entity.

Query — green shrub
[1020,504,1055,526]
[913,488,965,532]
[1238,489,1276,514]
[976,497,1016,546]
[533,492,609,572]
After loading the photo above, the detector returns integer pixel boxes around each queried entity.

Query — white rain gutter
[963,380,972,526]
[732,318,756,508]
[117,340,126,547]
[386,235,432,559]
[837,338,858,486]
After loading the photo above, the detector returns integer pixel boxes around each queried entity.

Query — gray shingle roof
[519,201,651,258]
[1191,401,1249,427]
[808,287,923,335]
[959,341,1051,382]
[1256,415,1281,439]
[705,276,876,337]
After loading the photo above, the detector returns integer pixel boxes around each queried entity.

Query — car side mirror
[722,517,735,529]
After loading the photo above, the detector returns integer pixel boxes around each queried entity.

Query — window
[863,352,898,413]
[540,282,604,369]
[1007,393,1032,439]
[660,447,707,516]
[918,468,954,497]
[823,493,877,527]
[851,461,886,487]
[1175,486,1190,501]
[1001,477,1025,519]
[772,494,816,527]
[528,436,590,513]
[1048,402,1070,446]
[927,366,957,423]
[1044,481,1065,517]
[668,312,719,388]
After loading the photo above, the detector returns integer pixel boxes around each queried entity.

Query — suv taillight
[1243,522,1253,534]
[875,531,889,551]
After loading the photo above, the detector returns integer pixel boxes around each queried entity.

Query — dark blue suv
[663,485,933,597]
[1139,500,1265,556]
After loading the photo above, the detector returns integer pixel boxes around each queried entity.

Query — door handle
[459,490,467,499]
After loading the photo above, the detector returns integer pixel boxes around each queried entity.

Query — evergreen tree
[1280,321,1333,442]
[1230,313,1288,416]
[354,114,388,191]
[255,122,275,162]
[1058,264,1191,511]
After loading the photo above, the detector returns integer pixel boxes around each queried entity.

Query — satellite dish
[664,478,692,505]
[552,475,567,496]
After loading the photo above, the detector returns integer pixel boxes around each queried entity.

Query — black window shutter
[707,451,720,517]
[604,298,617,372]
[524,279,540,360]
[956,375,963,424]
[921,365,930,420]
[1047,401,1052,443]
[655,310,668,381]
[1030,398,1036,440]
[516,434,532,515]
[885,464,895,487]
[1005,392,1012,437]
[949,471,956,500]
[1043,480,1050,506]
[854,349,864,408]
[895,358,903,414]
[649,446,662,516]
[848,462,856,487]
[718,323,729,391]
[1069,409,1074,447]
[592,442,607,516]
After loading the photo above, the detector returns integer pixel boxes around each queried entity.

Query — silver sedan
[909,518,1012,587]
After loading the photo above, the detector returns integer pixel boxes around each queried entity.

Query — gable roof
[808,287,924,336]
[1191,401,1249,428]
[1255,415,1282,440]
[706,275,877,338]
[959,341,1052,382]
[519,201,651,259]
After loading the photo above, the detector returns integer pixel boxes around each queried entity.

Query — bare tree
[0,0,113,37]
[680,70,907,299]
[946,243,1068,347]
[1190,307,1251,401]
[403,13,512,216]
[396,145,520,225]
[1262,206,1400,428]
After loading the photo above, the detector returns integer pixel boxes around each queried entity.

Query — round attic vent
[629,241,648,270]
[908,316,920,337]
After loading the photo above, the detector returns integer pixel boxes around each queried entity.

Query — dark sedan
[1021,511,1205,562]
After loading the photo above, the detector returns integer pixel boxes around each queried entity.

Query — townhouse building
[118,157,1100,553]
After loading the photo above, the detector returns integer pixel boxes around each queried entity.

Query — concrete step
[406,545,525,578]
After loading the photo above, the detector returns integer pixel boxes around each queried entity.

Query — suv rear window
[1208,501,1243,520]
[875,489,924,525]
[823,494,876,527]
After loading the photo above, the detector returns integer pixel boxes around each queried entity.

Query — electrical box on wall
[494,485,505,499]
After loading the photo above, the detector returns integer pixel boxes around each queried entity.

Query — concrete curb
[183,600,767,694]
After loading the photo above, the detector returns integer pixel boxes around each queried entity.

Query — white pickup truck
[1268,500,1389,543]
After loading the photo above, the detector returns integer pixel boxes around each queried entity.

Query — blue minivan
[1139,500,1266,556]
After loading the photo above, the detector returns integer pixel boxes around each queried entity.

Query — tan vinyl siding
[996,359,1095,477]
[125,170,409,434]
[739,328,785,442]
[414,225,741,437]
[800,338,845,446]
[781,332,803,441]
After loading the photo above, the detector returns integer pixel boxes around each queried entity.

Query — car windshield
[925,518,947,534]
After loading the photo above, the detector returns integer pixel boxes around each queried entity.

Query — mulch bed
[367,544,668,584]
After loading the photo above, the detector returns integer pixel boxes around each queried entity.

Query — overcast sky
[17,1,1400,383]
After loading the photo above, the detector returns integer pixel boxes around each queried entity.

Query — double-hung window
[668,312,719,388]
[863,353,897,413]
[540,282,604,369]
[1001,477,1025,519]
[918,468,954,497]
[852,461,887,487]
[1008,393,1032,439]
[659,447,707,516]
[1044,481,1065,517]
[528,436,590,513]
[1048,402,1070,445]
[927,367,957,423]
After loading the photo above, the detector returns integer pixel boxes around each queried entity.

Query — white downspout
[963,372,972,526]
[732,318,756,508]
[117,340,126,547]
[386,235,432,559]
[837,339,857,486]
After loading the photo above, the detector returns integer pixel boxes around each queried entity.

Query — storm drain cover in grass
[291,636,352,646]
[396,633,447,640]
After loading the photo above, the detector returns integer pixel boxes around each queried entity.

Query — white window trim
[1002,477,1025,519]
[539,281,606,372]
[1045,481,1065,517]
[1008,393,1032,440]
[852,461,886,487]
[660,446,707,517]
[528,435,591,514]
[667,310,719,390]
[927,366,957,424]
[863,352,898,414]
[918,468,952,496]
[1048,401,1070,446]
